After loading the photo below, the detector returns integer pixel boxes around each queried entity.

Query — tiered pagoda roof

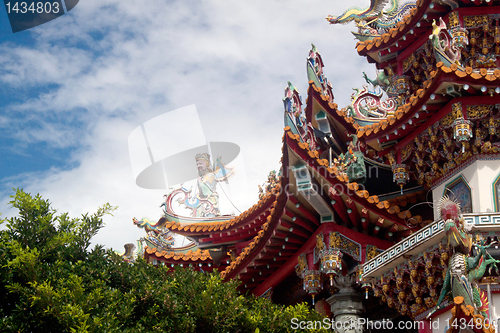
[325,0,500,191]
[329,0,500,324]
[132,0,500,320]
[144,110,423,294]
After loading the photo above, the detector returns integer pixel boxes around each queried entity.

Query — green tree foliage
[0,189,328,332]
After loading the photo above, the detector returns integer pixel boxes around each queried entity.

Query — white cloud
[0,0,375,251]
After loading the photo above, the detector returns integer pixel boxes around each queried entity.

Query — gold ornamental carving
[366,245,378,261]
[464,15,490,29]
[316,233,325,252]
[296,253,307,276]
[329,232,341,249]
[466,104,492,119]
[449,11,459,28]
[440,111,455,128]
[401,144,413,162]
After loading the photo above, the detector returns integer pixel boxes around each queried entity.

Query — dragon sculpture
[133,217,175,250]
[428,196,500,319]
[331,134,367,184]
[344,67,412,127]
[327,0,417,39]
[346,85,397,121]
[362,70,390,88]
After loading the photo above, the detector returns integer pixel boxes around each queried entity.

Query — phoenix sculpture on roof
[327,0,417,38]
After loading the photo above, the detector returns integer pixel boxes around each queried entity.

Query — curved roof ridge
[163,184,281,234]
[145,245,212,262]
[284,127,422,227]
[306,81,361,132]
[357,63,500,139]
[220,134,292,281]
[219,182,288,281]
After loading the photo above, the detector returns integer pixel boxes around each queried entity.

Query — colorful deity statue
[346,134,366,183]
[259,170,281,199]
[258,185,265,199]
[284,82,313,146]
[429,196,500,319]
[195,153,220,215]
[164,153,235,218]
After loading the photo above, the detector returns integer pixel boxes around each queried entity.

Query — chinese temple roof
[130,0,500,314]
[322,0,500,189]
[142,97,433,292]
[356,63,500,140]
[355,0,433,56]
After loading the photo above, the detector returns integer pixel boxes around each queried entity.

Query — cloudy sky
[0,0,375,251]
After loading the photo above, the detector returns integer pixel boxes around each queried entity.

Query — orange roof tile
[145,245,214,262]
[161,188,279,236]
[356,0,431,55]
[218,186,286,280]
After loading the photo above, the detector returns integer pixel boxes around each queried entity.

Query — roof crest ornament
[327,0,417,41]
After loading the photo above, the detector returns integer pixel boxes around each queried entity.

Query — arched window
[444,175,472,213]
[493,174,500,212]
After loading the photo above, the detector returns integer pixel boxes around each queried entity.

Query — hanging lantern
[356,265,371,299]
[319,249,343,286]
[361,282,371,299]
[303,270,322,305]
[453,118,472,153]
[451,27,469,50]
[392,164,409,194]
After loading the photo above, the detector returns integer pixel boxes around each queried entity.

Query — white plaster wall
[431,310,452,333]
[491,293,500,328]
[476,160,500,213]
[432,160,500,220]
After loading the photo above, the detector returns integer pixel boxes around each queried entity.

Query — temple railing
[362,212,500,278]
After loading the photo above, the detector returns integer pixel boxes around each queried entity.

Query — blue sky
[0,0,374,251]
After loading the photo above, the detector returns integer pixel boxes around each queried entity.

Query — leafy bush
[0,189,328,332]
